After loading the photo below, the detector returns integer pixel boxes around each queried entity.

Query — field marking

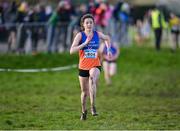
[0,64,77,73]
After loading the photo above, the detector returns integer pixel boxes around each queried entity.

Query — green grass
[0,46,180,129]
[0,53,78,69]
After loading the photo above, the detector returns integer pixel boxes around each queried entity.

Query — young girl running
[70,14,111,120]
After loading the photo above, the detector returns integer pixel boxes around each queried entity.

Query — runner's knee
[81,91,88,97]
[90,76,97,86]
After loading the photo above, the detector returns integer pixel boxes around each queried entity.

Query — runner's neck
[84,30,93,36]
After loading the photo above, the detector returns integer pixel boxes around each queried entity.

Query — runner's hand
[85,35,93,45]
[107,50,112,59]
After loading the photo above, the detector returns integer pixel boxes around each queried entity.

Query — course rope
[0,64,77,73]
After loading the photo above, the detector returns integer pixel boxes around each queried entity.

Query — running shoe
[91,106,98,116]
[80,110,87,120]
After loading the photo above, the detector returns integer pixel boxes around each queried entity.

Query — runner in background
[99,40,120,86]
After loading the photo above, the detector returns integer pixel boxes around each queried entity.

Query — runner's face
[83,18,94,31]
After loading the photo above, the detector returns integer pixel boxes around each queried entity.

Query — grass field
[0,46,180,130]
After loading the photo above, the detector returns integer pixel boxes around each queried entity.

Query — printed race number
[84,49,97,58]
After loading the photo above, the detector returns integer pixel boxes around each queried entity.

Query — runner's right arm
[70,33,92,54]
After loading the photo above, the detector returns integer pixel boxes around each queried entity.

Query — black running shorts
[79,66,101,77]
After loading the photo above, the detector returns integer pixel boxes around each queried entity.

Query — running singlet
[103,44,117,61]
[79,31,101,70]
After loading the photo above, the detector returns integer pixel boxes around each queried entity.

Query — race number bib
[84,49,97,59]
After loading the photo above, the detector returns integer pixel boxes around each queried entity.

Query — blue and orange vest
[79,31,101,70]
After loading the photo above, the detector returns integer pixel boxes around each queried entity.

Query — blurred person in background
[134,19,144,45]
[99,38,120,86]
[46,3,61,53]
[94,1,108,32]
[57,0,75,52]
[0,2,5,24]
[0,2,5,37]
[141,15,151,41]
[134,17,151,45]
[4,1,17,53]
[31,4,46,55]
[72,3,88,37]
[150,6,167,51]
[16,1,29,54]
[112,0,123,45]
[119,2,130,46]
[45,5,52,22]
[87,0,97,15]
[113,1,130,47]
[169,12,180,52]
[70,14,111,120]
[103,2,114,35]
[94,1,113,34]
[47,0,74,53]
